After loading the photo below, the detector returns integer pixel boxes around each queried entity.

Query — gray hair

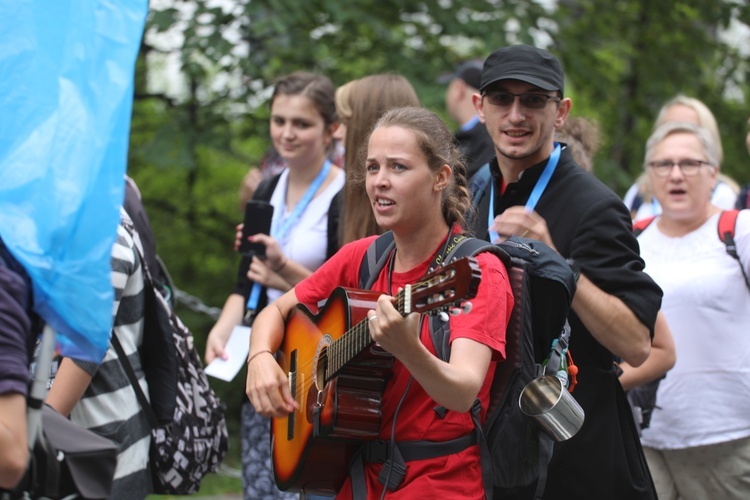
[644,121,720,170]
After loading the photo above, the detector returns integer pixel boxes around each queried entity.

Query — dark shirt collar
[489,153,547,191]
[489,142,569,189]
[488,143,570,212]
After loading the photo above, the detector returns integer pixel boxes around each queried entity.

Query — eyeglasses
[483,91,561,109]
[646,159,713,177]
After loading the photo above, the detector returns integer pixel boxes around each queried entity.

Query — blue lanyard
[488,143,561,243]
[273,159,332,241]
[246,159,332,311]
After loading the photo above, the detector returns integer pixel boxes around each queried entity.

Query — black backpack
[358,232,577,500]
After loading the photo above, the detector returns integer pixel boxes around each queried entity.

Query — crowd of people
[2,42,748,500]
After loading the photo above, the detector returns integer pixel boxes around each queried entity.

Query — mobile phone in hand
[239,200,274,257]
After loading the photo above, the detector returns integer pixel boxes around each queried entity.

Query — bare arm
[246,257,296,292]
[0,393,28,489]
[571,274,651,367]
[45,358,94,417]
[368,295,492,413]
[205,293,246,364]
[618,311,676,391]
[245,289,301,417]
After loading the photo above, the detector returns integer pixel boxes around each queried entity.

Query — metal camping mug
[519,375,585,441]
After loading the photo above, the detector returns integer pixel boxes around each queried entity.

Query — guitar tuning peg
[449,308,461,316]
[438,311,450,322]
[462,302,473,314]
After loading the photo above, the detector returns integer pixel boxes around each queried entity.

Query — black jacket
[471,147,663,500]
[455,120,495,181]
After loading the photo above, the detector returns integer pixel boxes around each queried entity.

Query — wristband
[247,349,273,365]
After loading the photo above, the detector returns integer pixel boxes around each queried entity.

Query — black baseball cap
[437,59,484,90]
[480,45,564,96]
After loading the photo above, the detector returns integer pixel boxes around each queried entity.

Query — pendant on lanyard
[245,160,332,318]
[488,143,561,243]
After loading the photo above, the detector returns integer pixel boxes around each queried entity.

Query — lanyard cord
[246,159,332,313]
[488,143,561,243]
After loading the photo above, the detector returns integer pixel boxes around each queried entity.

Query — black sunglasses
[484,91,561,110]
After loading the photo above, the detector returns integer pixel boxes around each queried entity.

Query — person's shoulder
[711,181,738,210]
[330,168,345,191]
[735,208,750,235]
[473,249,510,278]
[343,234,380,254]
[555,158,625,212]
[324,235,380,268]
[253,171,284,201]
[115,213,137,249]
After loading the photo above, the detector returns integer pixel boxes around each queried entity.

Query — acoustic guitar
[271,257,481,494]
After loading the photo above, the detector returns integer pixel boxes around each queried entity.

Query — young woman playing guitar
[246,107,513,499]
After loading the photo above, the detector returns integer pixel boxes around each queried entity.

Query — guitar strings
[287,286,413,408]
[286,265,455,409]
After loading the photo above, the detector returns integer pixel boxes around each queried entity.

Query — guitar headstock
[403,257,481,317]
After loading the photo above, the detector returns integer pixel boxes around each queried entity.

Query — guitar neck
[325,288,408,381]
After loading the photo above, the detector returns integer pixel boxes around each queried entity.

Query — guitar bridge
[287,350,297,441]
[313,396,322,437]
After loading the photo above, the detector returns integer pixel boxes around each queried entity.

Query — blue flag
[0,1,149,361]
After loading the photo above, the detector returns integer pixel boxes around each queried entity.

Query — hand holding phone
[239,200,274,257]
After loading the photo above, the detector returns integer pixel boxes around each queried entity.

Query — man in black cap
[438,59,496,180]
[470,44,663,500]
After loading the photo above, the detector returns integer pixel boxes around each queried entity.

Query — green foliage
[555,0,750,193]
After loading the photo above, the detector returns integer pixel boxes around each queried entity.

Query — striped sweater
[71,212,152,499]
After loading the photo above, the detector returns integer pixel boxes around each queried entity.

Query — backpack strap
[113,217,160,428]
[433,236,508,362]
[326,189,342,260]
[358,231,396,290]
[435,236,508,500]
[468,164,492,234]
[116,216,176,426]
[633,215,657,237]
[470,163,492,207]
[252,173,281,202]
[717,209,750,291]
[718,209,739,254]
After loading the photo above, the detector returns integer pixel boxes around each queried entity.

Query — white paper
[204,325,251,382]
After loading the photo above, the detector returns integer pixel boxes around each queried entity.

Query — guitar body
[270,257,481,494]
[272,287,395,494]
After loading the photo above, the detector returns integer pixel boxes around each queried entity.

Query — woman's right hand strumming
[246,348,297,418]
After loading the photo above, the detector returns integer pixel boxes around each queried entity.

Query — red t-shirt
[295,233,513,499]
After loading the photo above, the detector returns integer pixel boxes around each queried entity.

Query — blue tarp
[0,0,149,361]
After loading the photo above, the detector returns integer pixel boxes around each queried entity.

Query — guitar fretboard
[324,288,408,381]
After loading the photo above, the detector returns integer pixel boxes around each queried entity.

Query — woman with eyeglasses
[623,95,739,220]
[636,121,750,500]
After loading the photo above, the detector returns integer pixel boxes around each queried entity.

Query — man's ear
[473,94,485,123]
[555,98,572,128]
